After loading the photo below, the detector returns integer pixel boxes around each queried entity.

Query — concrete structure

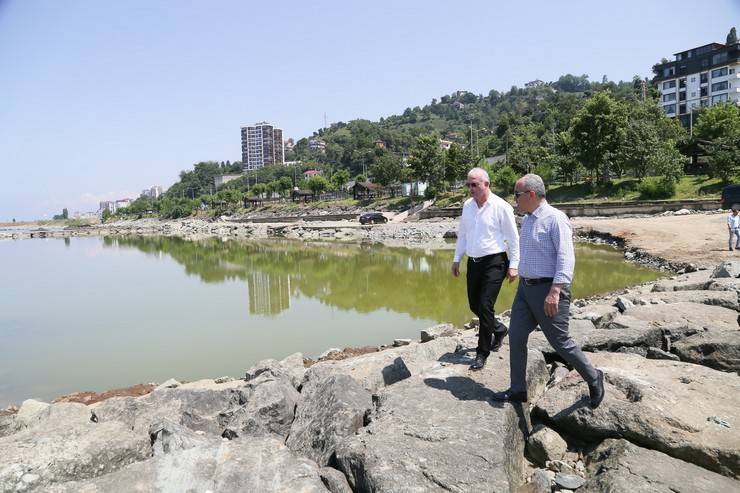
[654,41,740,126]
[308,139,326,152]
[214,174,242,189]
[241,122,284,171]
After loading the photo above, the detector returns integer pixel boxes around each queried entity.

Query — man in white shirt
[728,207,740,251]
[452,167,520,370]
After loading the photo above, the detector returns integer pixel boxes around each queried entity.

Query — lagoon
[0,236,662,408]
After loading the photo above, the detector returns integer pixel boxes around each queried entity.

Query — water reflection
[105,236,663,326]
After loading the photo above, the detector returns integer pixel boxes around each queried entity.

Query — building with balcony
[241,122,284,171]
[654,41,740,126]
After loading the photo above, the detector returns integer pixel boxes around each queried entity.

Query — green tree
[278,176,294,197]
[331,168,351,191]
[490,166,518,197]
[251,183,267,197]
[371,153,403,187]
[694,103,740,182]
[568,91,627,182]
[307,175,329,195]
[101,209,112,222]
[62,208,69,219]
[407,135,445,190]
[444,143,469,184]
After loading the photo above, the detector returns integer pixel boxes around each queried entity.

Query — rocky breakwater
[1,265,740,492]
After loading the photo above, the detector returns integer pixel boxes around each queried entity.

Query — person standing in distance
[491,174,604,408]
[727,206,740,251]
[452,167,520,370]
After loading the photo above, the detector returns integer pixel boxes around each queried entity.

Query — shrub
[638,177,676,200]
[491,166,518,197]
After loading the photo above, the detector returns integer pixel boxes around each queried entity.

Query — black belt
[521,277,553,286]
[468,252,507,263]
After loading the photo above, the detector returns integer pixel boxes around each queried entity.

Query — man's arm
[499,203,520,282]
[452,208,467,277]
[544,214,575,317]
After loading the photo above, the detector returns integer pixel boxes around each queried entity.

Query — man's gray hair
[520,174,546,197]
[468,167,490,184]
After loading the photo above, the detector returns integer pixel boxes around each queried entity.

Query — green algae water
[0,236,662,407]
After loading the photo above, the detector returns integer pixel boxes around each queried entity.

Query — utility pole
[323,112,327,129]
[641,79,647,102]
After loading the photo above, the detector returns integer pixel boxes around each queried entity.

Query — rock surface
[52,436,329,492]
[527,424,568,466]
[287,374,372,466]
[534,352,740,478]
[580,439,740,492]
[335,346,549,492]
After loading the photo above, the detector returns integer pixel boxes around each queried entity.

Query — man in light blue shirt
[491,174,604,409]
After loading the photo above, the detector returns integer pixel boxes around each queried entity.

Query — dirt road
[572,212,734,267]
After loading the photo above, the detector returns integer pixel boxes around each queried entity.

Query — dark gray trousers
[509,282,598,394]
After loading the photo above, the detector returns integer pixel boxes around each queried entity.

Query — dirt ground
[572,212,735,267]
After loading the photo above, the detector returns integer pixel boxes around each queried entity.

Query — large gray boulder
[334,346,549,492]
[221,374,300,439]
[651,270,713,292]
[13,399,50,432]
[533,352,740,478]
[0,403,151,492]
[528,317,668,355]
[287,374,372,466]
[672,330,740,373]
[245,352,306,390]
[91,380,245,437]
[526,424,567,466]
[624,302,738,331]
[580,439,740,492]
[572,304,619,328]
[304,337,459,394]
[711,261,740,279]
[52,436,329,492]
[625,290,739,311]
[420,323,457,342]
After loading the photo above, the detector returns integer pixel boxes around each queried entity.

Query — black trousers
[466,252,509,357]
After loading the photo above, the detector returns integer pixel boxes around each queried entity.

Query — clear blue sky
[1,0,737,220]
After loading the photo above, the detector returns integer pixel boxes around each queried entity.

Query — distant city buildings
[140,185,163,199]
[241,122,284,171]
[654,40,739,126]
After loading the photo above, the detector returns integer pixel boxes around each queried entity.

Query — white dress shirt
[453,193,520,269]
[728,213,740,229]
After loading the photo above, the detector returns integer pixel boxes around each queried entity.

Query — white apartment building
[241,122,284,171]
[654,41,740,127]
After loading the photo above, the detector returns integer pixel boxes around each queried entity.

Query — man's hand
[507,268,518,283]
[451,262,460,277]
[544,285,562,317]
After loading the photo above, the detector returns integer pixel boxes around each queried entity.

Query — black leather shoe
[469,354,487,370]
[490,389,528,403]
[491,328,509,352]
[589,369,605,409]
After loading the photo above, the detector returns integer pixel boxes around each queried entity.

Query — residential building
[214,174,242,189]
[654,41,740,126]
[139,186,163,199]
[439,139,453,151]
[115,199,132,210]
[99,201,115,213]
[284,138,295,152]
[241,122,284,171]
[308,139,326,152]
[374,139,386,149]
[303,169,322,179]
[525,79,545,88]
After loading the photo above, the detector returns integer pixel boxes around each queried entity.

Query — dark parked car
[359,212,388,224]
[721,185,740,210]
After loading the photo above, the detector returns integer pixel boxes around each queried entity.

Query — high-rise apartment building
[654,41,739,126]
[241,122,284,171]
